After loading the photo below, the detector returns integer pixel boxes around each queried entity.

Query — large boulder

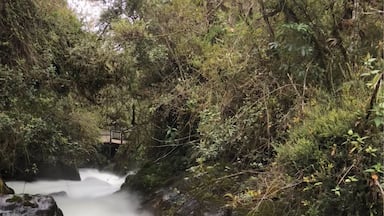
[36,161,80,181]
[0,194,63,216]
[1,161,80,181]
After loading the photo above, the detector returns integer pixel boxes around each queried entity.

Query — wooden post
[120,130,123,145]
[131,104,136,126]
[109,128,112,144]
[109,145,111,158]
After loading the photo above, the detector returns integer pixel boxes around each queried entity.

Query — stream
[7,168,152,216]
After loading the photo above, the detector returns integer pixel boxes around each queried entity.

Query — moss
[6,195,23,203]
[0,178,14,195]
[271,84,383,215]
[5,195,37,208]
[276,87,366,175]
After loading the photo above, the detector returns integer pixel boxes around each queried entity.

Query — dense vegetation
[0,0,116,178]
[1,0,384,215]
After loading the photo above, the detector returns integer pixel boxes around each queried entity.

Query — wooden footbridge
[100,129,127,145]
[99,105,136,158]
[99,128,127,158]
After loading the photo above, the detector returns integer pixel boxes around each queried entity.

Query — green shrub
[273,84,384,215]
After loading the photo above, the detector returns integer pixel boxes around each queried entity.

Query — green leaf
[369,73,383,89]
[373,118,384,127]
[364,168,375,173]
[331,186,341,196]
[347,129,353,136]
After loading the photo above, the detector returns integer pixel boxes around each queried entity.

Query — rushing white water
[7,169,152,216]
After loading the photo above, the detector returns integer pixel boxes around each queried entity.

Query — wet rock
[37,161,80,181]
[48,191,67,197]
[175,198,200,215]
[202,207,232,216]
[0,194,63,216]
[147,187,233,216]
[175,197,232,216]
[1,161,80,181]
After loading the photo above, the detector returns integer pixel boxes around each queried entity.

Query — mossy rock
[6,195,22,203]
[1,194,63,216]
[0,178,15,195]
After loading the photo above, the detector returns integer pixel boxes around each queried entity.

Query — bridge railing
[101,123,138,145]
[110,129,124,145]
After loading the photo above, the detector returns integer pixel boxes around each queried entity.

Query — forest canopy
[1,0,384,215]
